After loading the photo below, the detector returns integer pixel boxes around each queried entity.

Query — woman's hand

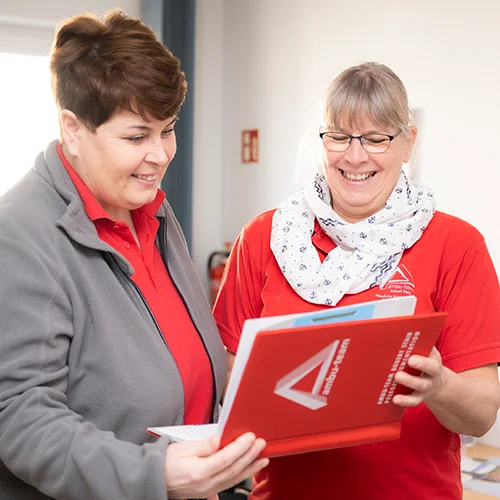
[164,432,268,499]
[392,350,500,436]
[392,347,445,407]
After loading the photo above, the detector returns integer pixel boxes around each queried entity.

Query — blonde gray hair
[295,62,414,187]
[324,62,412,137]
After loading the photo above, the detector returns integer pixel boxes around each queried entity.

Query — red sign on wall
[241,129,259,163]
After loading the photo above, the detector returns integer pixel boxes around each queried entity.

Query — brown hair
[324,62,412,137]
[50,9,187,131]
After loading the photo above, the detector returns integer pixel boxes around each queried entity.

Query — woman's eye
[329,134,349,143]
[364,136,388,145]
[127,136,145,143]
[162,128,174,137]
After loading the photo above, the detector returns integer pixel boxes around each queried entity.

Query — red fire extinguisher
[207,242,232,307]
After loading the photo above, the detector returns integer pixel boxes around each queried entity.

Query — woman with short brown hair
[0,10,267,500]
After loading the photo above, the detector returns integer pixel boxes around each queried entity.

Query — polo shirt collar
[312,218,336,254]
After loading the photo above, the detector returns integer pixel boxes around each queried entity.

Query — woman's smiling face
[62,110,177,221]
[322,119,416,223]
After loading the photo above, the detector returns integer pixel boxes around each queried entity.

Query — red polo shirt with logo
[58,143,213,425]
[213,208,500,500]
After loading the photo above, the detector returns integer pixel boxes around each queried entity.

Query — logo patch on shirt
[375,264,415,299]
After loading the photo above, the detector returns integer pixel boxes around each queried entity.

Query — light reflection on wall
[0,53,59,196]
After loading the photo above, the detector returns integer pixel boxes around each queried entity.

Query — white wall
[193,0,500,443]
[0,0,142,199]
[0,0,140,55]
[191,0,225,287]
[480,365,500,447]
[194,0,500,279]
[0,0,139,18]
[214,0,500,269]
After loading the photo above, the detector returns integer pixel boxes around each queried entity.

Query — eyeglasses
[319,130,402,154]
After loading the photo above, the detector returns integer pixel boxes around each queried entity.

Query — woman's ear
[403,126,418,164]
[59,110,81,156]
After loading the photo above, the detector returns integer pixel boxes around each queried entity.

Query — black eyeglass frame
[319,129,402,154]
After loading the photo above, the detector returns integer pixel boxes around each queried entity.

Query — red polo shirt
[214,208,500,500]
[58,143,213,425]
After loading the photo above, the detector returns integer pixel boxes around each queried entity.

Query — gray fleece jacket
[0,141,227,500]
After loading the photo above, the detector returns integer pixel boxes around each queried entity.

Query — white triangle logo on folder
[274,341,340,410]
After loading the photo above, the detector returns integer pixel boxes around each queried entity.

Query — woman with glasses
[213,62,500,499]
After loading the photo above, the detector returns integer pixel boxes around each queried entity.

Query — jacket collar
[35,140,167,276]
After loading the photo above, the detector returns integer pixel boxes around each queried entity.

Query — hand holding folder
[149,296,447,458]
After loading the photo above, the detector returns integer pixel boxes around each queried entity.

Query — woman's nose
[344,137,369,165]
[145,143,169,165]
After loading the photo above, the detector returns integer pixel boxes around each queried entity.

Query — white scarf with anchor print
[270,170,436,306]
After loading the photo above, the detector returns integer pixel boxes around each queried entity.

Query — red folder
[220,313,447,457]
